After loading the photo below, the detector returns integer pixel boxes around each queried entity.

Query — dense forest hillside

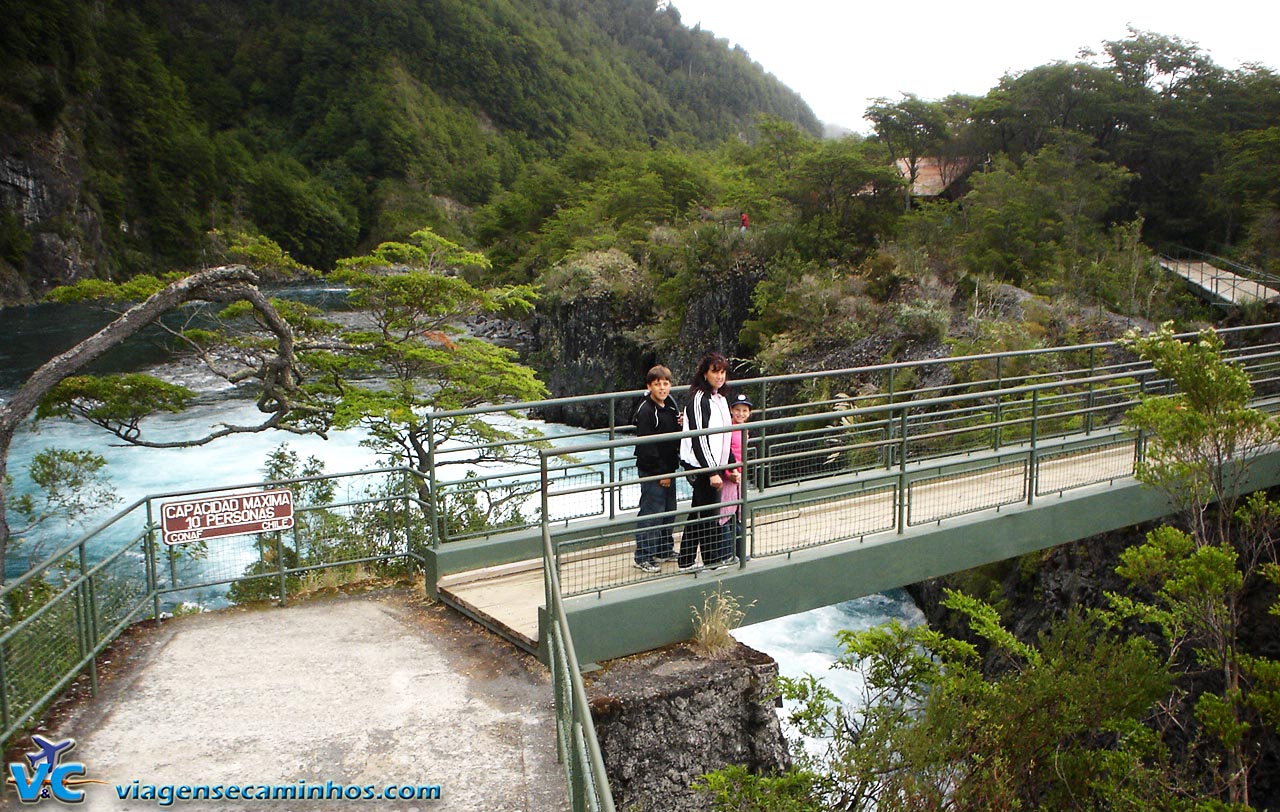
[0,0,818,300]
[3,4,1279,378]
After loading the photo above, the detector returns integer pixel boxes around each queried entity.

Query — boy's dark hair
[645,365,673,384]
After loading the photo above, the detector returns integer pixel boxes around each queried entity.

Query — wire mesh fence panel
[901,405,998,461]
[764,423,889,484]
[990,397,1088,447]
[751,484,897,557]
[88,539,152,637]
[1,590,82,735]
[556,518,686,597]
[547,471,606,524]
[614,464,695,510]
[758,439,838,485]
[1245,358,1280,399]
[1035,390,1094,436]
[162,533,260,592]
[1086,382,1143,427]
[617,464,640,512]
[1036,440,1137,496]
[439,475,542,540]
[907,460,1028,526]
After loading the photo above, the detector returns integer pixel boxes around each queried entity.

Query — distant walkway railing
[1159,246,1280,305]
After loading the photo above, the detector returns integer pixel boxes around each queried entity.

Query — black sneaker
[633,560,660,573]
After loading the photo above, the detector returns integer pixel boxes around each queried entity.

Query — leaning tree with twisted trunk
[0,265,311,580]
[2,226,551,583]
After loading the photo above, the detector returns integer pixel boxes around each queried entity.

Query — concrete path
[4,589,568,812]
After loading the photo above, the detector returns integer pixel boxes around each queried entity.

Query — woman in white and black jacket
[677,352,736,570]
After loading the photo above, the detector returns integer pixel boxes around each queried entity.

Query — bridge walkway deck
[437,438,1137,654]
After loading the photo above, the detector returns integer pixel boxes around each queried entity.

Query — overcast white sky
[666,0,1280,132]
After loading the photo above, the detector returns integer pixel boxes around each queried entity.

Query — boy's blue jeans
[635,478,677,563]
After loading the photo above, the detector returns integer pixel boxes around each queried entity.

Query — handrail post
[896,405,909,533]
[571,724,589,811]
[80,542,99,695]
[168,540,179,593]
[0,638,9,733]
[752,379,762,486]
[1136,377,1148,463]
[1028,388,1040,505]
[402,468,412,560]
[886,368,899,470]
[739,449,751,564]
[276,529,289,607]
[994,355,1004,450]
[146,501,160,625]
[608,398,617,520]
[1086,346,1097,435]
[426,412,442,548]
[542,453,553,633]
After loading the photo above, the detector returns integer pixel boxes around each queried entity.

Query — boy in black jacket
[632,365,682,572]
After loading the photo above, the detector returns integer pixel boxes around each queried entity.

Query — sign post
[160,489,295,545]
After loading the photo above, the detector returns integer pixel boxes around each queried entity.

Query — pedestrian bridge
[427,329,1280,665]
[1159,248,1280,306]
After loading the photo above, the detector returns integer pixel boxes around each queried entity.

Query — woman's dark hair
[689,351,731,395]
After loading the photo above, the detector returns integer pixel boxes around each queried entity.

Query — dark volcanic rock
[587,642,789,812]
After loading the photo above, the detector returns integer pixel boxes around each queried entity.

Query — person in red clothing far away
[739,211,748,232]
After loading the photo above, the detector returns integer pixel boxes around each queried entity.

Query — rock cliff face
[0,129,104,305]
[530,249,764,428]
[905,526,1141,644]
[664,258,764,385]
[587,642,789,812]
[530,286,655,428]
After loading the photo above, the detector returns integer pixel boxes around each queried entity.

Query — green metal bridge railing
[5,321,1280,811]
[542,369,1156,597]
[542,471,616,812]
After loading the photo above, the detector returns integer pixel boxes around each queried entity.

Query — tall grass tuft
[691,586,754,658]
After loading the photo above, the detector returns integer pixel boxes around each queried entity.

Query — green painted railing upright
[541,455,616,812]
